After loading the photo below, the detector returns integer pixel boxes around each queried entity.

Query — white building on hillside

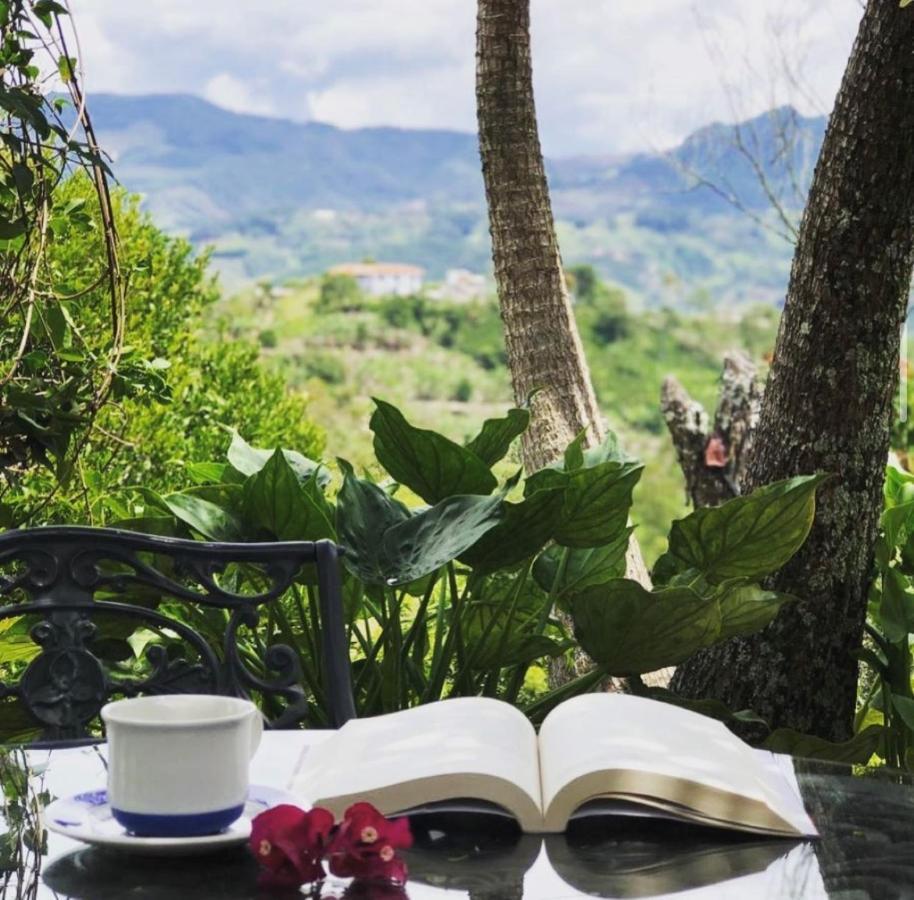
[429,268,488,303]
[328,262,424,297]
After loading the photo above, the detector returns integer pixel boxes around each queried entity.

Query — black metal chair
[0,527,356,747]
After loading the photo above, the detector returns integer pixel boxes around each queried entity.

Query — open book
[292,694,817,837]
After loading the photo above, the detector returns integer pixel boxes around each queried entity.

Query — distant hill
[89,93,826,304]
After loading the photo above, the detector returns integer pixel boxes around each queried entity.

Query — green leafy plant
[854,463,914,768]
[85,399,823,726]
[0,747,48,895]
[0,2,130,516]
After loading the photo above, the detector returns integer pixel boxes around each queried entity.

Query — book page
[538,694,816,835]
[293,697,543,830]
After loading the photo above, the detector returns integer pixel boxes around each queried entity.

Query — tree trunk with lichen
[475,0,651,600]
[672,0,914,741]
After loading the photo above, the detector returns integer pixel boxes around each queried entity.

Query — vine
[0,0,128,523]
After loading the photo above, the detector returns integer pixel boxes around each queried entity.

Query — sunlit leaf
[653,474,827,585]
[226,431,329,488]
[336,461,503,585]
[243,449,334,541]
[162,492,241,542]
[464,407,530,467]
[370,398,496,504]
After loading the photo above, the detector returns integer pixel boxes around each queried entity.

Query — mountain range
[89,93,826,306]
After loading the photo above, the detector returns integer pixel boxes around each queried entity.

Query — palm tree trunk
[672,0,914,740]
[475,0,602,472]
[475,0,651,598]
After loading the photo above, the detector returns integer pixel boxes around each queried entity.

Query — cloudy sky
[74,0,862,157]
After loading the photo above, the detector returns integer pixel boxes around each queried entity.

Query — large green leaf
[370,399,497,504]
[882,465,914,549]
[570,578,721,675]
[162,492,241,541]
[761,724,884,764]
[581,429,639,467]
[714,581,796,641]
[879,567,913,643]
[380,494,503,586]
[336,460,410,581]
[653,474,826,585]
[336,463,503,585]
[226,431,330,488]
[532,528,632,600]
[243,449,335,541]
[464,407,530,467]
[554,459,642,548]
[459,486,565,573]
[523,430,643,549]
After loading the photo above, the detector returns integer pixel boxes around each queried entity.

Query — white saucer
[44,785,294,856]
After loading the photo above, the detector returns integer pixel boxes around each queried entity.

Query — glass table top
[4,733,914,899]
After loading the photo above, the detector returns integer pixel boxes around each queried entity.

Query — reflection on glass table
[4,733,914,898]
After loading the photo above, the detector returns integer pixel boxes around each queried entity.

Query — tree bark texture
[661,351,762,509]
[672,0,914,740]
[475,0,602,473]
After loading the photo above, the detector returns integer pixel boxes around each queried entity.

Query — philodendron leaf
[380,494,503,585]
[336,462,503,585]
[563,431,586,472]
[464,407,530,467]
[243,449,335,541]
[555,458,642,548]
[162,492,241,541]
[882,464,914,550]
[761,724,884,764]
[714,582,796,642]
[653,474,827,586]
[336,459,411,581]
[570,578,720,675]
[227,431,331,488]
[522,432,641,550]
[532,528,632,600]
[370,398,497,504]
[459,486,565,573]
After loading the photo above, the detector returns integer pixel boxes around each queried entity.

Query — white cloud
[202,73,279,118]
[71,0,861,156]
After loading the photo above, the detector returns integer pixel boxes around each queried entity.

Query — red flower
[326,802,413,885]
[249,804,334,889]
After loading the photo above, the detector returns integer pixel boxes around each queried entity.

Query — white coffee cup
[101,694,263,837]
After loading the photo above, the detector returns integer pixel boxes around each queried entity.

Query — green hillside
[211,270,779,563]
[92,94,817,306]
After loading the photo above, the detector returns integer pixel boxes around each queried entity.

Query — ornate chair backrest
[0,527,356,747]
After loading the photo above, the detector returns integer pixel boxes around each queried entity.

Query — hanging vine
[0,0,128,522]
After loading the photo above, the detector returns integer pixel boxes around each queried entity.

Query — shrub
[1,178,323,524]
[452,378,474,403]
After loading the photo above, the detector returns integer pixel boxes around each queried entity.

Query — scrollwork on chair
[0,527,356,747]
